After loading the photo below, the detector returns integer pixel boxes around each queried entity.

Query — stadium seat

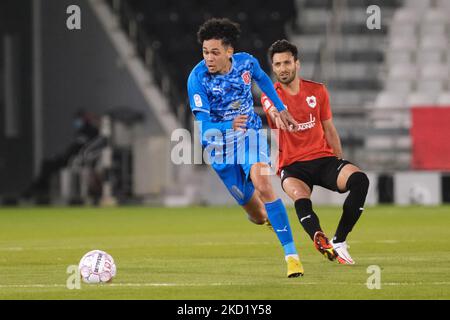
[407,92,437,106]
[423,9,448,24]
[386,49,413,65]
[403,0,431,10]
[341,8,380,24]
[290,35,323,52]
[388,64,418,80]
[389,23,417,39]
[420,63,449,80]
[419,35,449,51]
[392,8,421,24]
[437,92,450,106]
[385,79,414,93]
[389,36,418,51]
[296,8,329,26]
[343,35,385,51]
[436,0,450,9]
[366,135,411,149]
[420,23,447,38]
[374,91,407,108]
[416,80,445,96]
[416,49,444,65]
[299,63,315,79]
[334,63,378,79]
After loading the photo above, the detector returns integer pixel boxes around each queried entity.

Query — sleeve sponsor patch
[194,94,203,107]
[262,96,274,112]
[263,99,273,111]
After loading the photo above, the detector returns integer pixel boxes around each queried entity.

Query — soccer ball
[78,250,116,284]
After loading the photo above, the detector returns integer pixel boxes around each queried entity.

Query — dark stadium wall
[0,1,33,195]
[41,0,163,159]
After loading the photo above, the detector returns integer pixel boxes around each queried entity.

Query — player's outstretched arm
[261,95,297,131]
[252,58,298,131]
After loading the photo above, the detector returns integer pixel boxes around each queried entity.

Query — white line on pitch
[1,282,450,289]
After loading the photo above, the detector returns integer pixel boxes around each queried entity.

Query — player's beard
[278,70,296,85]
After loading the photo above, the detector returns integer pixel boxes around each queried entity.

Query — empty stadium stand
[370,0,450,169]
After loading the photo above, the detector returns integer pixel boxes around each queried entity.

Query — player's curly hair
[268,40,299,61]
[197,18,241,48]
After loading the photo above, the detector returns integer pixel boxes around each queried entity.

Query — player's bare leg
[283,177,336,261]
[332,164,369,265]
[282,177,311,200]
[249,163,277,202]
[336,164,361,192]
[242,191,267,225]
[250,163,304,277]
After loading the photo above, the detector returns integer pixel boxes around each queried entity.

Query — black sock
[294,198,322,241]
[334,172,369,243]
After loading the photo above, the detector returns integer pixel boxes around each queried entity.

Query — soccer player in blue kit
[187,18,304,277]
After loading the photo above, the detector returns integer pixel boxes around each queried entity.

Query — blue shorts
[211,130,271,206]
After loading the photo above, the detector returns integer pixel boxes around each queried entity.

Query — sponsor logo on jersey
[298,113,316,131]
[242,71,251,85]
[306,95,317,108]
[212,86,224,95]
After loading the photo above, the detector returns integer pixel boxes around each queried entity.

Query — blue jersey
[187,52,263,131]
[187,51,286,166]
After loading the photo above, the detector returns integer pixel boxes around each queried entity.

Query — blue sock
[264,199,298,256]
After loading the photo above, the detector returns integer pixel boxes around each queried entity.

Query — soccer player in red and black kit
[261,40,369,264]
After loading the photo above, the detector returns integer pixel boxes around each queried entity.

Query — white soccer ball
[78,250,116,284]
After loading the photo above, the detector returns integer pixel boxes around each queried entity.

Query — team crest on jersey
[242,71,251,85]
[306,96,316,108]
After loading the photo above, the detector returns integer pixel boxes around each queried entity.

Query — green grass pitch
[0,205,449,300]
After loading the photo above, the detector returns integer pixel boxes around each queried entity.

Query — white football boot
[330,240,355,265]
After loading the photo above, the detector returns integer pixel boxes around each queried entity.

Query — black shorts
[280,156,354,193]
